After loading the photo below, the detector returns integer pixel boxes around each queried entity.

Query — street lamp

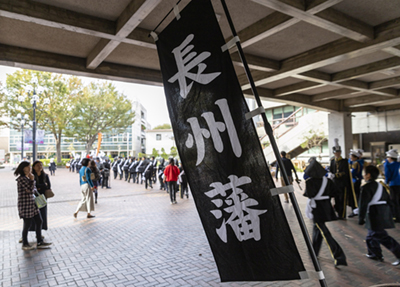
[20,79,50,162]
[15,112,29,161]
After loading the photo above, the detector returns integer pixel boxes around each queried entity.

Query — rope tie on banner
[221,36,240,52]
[270,185,294,196]
[299,271,325,280]
[173,5,181,20]
[245,106,265,120]
[149,31,158,42]
[148,0,182,38]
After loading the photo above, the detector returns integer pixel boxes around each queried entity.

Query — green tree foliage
[170,146,178,158]
[160,147,168,159]
[153,123,171,129]
[3,70,82,163]
[66,82,135,153]
[151,148,159,157]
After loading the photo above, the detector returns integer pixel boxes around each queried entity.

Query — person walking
[112,157,119,179]
[178,165,189,198]
[89,160,101,204]
[164,158,180,204]
[384,149,400,223]
[359,165,400,266]
[49,158,56,176]
[15,161,52,250]
[144,158,154,189]
[158,158,167,191]
[74,158,95,218]
[275,151,300,203]
[303,159,347,267]
[348,149,362,217]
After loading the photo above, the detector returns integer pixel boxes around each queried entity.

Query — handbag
[44,189,54,199]
[82,167,95,181]
[34,194,47,209]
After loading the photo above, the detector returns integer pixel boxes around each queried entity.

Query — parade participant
[328,138,356,219]
[49,158,56,176]
[136,157,146,184]
[164,158,180,204]
[359,165,400,266]
[143,159,154,189]
[275,151,300,203]
[158,158,166,191]
[111,157,119,179]
[100,159,111,189]
[178,165,188,199]
[123,157,131,181]
[74,158,95,219]
[15,161,52,250]
[150,156,157,184]
[76,157,82,173]
[384,149,400,223]
[128,158,138,183]
[348,149,362,217]
[118,157,125,180]
[304,158,347,267]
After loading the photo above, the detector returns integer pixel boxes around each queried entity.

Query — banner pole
[219,1,327,286]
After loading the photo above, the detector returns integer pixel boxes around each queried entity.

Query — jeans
[22,213,43,245]
[168,181,177,203]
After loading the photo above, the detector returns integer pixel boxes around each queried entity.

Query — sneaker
[37,241,52,249]
[73,212,78,218]
[87,214,95,218]
[366,254,384,262]
[22,244,35,251]
[392,259,400,266]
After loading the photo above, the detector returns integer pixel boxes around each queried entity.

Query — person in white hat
[384,149,400,223]
[328,138,356,219]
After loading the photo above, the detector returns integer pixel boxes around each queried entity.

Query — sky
[0,65,171,129]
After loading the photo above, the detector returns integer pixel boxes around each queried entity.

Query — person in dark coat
[29,161,51,234]
[76,157,82,173]
[348,149,362,217]
[178,165,189,198]
[328,138,356,219]
[304,159,347,267]
[136,157,147,184]
[158,159,167,191]
[359,165,400,266]
[49,158,56,176]
[112,157,119,179]
[143,158,154,189]
[118,157,126,180]
[101,158,111,189]
[123,157,131,181]
[90,160,101,204]
[128,158,138,183]
[275,151,300,203]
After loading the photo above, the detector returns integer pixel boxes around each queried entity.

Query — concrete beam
[0,44,163,86]
[251,0,373,42]
[86,0,161,69]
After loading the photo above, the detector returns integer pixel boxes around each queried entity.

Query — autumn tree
[66,82,135,153]
[3,70,82,163]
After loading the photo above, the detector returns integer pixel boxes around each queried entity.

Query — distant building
[7,100,150,163]
[145,129,175,156]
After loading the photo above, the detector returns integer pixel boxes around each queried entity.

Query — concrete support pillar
[328,112,353,158]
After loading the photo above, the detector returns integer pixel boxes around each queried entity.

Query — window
[156,134,162,141]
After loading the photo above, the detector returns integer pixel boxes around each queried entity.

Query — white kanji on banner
[185,98,242,165]
[205,175,267,243]
[168,34,221,99]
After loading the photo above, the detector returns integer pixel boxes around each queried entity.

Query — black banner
[155,0,305,282]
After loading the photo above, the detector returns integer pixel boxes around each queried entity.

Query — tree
[3,70,82,163]
[161,148,168,159]
[153,123,171,129]
[151,148,159,157]
[66,82,135,153]
[170,146,178,158]
[300,128,327,153]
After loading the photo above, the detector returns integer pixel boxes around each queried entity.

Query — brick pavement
[1,167,399,287]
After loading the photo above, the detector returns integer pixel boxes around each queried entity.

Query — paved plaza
[1,167,399,287]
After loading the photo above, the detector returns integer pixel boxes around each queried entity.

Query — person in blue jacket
[384,149,400,223]
[74,158,95,219]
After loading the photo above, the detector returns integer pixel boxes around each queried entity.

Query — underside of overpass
[1,0,400,113]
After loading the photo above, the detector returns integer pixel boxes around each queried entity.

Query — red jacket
[164,164,180,182]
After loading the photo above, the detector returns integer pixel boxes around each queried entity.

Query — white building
[145,129,175,156]
[129,101,150,156]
